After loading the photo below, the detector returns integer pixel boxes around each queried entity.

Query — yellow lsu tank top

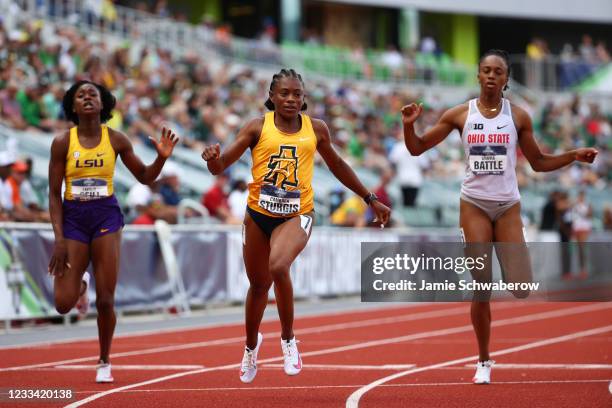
[247,112,317,217]
[64,125,116,201]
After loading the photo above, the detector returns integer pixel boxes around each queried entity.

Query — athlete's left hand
[371,201,391,228]
[575,148,598,164]
[150,127,179,159]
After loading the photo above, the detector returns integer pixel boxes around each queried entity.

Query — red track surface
[1,302,611,407]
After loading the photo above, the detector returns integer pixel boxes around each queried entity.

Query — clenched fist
[401,103,423,125]
[201,143,221,162]
[575,148,598,164]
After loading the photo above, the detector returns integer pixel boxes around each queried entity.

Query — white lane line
[48,362,612,372]
[345,324,612,408]
[0,302,423,350]
[52,365,205,371]
[292,303,612,361]
[2,379,609,399]
[465,363,612,370]
[65,303,612,408]
[261,364,416,370]
[1,303,480,372]
[63,379,612,395]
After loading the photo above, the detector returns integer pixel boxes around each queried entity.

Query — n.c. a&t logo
[264,145,298,189]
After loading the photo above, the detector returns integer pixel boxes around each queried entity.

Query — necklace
[477,99,502,113]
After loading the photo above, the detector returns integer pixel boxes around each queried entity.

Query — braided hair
[62,80,116,125]
[479,49,511,91]
[264,68,307,111]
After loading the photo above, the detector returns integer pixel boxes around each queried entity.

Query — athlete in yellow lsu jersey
[64,124,116,201]
[201,69,390,383]
[48,80,179,383]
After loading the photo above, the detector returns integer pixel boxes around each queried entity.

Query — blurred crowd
[526,35,611,89]
[0,18,610,228]
[527,35,610,65]
[0,149,49,222]
[540,189,612,278]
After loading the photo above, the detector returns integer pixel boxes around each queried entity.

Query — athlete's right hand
[201,143,221,162]
[48,240,71,277]
[575,147,598,164]
[401,103,423,125]
[371,201,391,228]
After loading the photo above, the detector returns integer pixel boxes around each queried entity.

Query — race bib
[258,184,301,216]
[71,178,109,200]
[469,146,507,175]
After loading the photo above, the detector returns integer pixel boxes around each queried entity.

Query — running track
[1,302,611,407]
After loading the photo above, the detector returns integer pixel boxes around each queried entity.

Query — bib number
[469,146,507,175]
[71,178,109,200]
[258,184,301,216]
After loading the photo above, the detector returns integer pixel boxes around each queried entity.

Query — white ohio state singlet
[461,98,520,201]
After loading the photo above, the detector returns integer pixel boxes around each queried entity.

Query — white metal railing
[154,220,190,316]
[176,198,215,225]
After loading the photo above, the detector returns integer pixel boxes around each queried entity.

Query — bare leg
[575,231,589,276]
[460,199,494,362]
[269,212,314,341]
[494,203,531,299]
[243,213,272,350]
[91,231,121,363]
[53,239,90,314]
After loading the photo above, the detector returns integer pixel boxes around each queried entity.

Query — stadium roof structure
[323,0,612,23]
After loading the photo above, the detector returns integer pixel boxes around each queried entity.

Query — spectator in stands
[0,81,27,130]
[381,45,404,78]
[5,160,48,221]
[228,178,249,221]
[202,173,240,224]
[373,169,393,209]
[157,161,182,206]
[128,97,161,144]
[330,194,368,228]
[579,34,597,64]
[540,190,560,231]
[419,34,438,55]
[126,182,154,224]
[15,85,48,131]
[595,40,610,64]
[366,169,393,227]
[526,37,550,88]
[526,37,548,61]
[19,158,44,213]
[389,133,428,207]
[559,43,580,88]
[215,23,233,54]
[560,43,576,62]
[0,150,16,217]
[126,183,165,225]
[603,206,612,231]
[556,191,573,279]
[572,190,592,278]
[153,0,171,18]
[301,28,322,45]
[41,83,64,122]
[126,181,177,224]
